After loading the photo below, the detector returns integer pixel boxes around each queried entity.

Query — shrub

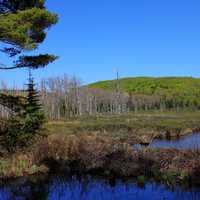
[4,111,45,152]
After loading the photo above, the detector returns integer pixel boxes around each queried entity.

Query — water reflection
[150,133,200,150]
[0,176,200,200]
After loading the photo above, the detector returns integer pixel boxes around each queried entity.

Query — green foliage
[26,72,43,113]
[90,77,200,96]
[16,54,58,69]
[0,0,45,13]
[0,0,58,69]
[23,74,45,140]
[0,93,26,114]
[0,7,58,50]
[5,117,30,150]
[5,110,45,151]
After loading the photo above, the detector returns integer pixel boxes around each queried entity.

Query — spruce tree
[23,69,45,135]
[26,69,42,115]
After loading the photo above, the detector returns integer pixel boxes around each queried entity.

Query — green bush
[5,111,45,151]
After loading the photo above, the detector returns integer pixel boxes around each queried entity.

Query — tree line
[39,76,200,119]
[1,75,199,121]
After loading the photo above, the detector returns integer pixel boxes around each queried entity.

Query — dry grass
[33,134,200,183]
[0,153,48,178]
[1,133,200,186]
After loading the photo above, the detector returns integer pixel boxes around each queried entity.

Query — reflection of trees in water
[0,176,200,200]
[48,176,91,200]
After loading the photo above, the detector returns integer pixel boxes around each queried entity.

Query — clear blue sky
[1,0,200,87]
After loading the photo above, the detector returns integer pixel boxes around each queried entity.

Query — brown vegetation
[0,133,200,187]
[21,135,200,186]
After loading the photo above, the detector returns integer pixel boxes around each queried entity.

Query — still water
[0,176,200,200]
[150,133,200,150]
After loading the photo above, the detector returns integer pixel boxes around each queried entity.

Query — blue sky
[1,0,200,87]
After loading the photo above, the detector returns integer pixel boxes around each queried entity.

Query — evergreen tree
[26,69,42,114]
[23,69,45,135]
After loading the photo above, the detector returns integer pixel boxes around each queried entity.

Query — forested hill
[89,77,200,96]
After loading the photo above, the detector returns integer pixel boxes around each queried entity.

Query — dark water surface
[0,176,200,200]
[150,133,200,150]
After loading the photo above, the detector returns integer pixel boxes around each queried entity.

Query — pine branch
[0,54,58,70]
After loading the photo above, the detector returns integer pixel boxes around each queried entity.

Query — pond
[0,175,200,200]
[134,133,200,150]
[150,132,200,150]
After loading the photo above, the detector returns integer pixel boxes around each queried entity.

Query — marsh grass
[1,111,200,186]
[45,111,200,147]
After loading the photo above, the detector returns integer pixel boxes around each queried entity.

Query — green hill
[89,77,200,110]
[89,77,200,95]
